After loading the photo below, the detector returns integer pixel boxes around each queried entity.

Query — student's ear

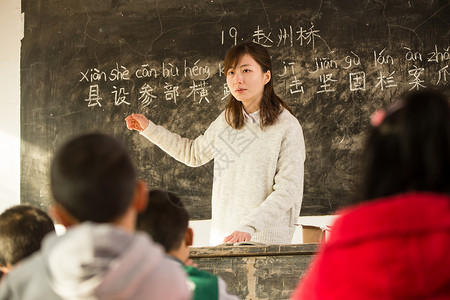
[263,70,271,85]
[49,204,78,228]
[133,180,148,213]
[185,227,194,247]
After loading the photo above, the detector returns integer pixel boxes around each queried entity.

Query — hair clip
[370,109,386,127]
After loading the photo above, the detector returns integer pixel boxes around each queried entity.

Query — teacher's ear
[263,70,271,85]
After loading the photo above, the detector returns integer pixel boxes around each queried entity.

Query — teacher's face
[226,54,271,113]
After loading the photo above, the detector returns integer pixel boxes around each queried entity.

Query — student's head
[50,133,144,225]
[137,190,191,256]
[0,205,55,268]
[360,89,450,201]
[224,42,292,129]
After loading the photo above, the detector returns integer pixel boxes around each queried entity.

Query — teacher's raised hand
[125,113,150,132]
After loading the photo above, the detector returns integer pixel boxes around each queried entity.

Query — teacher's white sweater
[140,109,305,245]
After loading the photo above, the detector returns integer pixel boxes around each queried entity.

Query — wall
[0,0,21,213]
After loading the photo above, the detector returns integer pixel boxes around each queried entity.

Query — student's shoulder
[184,265,217,279]
[6,251,44,279]
[0,253,46,297]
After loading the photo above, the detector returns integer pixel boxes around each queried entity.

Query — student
[0,133,190,300]
[0,204,55,279]
[137,189,239,300]
[291,89,450,299]
[126,42,305,245]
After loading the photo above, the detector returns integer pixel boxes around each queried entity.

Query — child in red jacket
[292,89,450,300]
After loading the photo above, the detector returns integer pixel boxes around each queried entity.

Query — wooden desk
[190,244,318,300]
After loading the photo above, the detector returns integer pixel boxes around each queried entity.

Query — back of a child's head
[0,204,55,266]
[50,133,136,223]
[361,89,450,200]
[137,190,189,252]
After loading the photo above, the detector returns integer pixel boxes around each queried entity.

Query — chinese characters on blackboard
[79,23,449,108]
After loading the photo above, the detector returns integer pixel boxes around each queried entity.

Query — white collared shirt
[242,109,260,124]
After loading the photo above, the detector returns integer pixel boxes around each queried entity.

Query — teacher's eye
[243,69,251,73]
[227,70,234,75]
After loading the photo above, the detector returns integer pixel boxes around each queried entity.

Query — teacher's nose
[234,72,243,84]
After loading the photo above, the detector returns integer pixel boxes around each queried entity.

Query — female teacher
[126,42,305,245]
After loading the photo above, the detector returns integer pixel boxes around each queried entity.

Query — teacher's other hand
[125,113,149,132]
[222,231,251,244]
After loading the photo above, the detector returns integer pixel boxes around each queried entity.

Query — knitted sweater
[141,109,305,245]
[0,223,191,300]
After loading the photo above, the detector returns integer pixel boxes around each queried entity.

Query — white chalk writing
[375,71,398,91]
[343,52,361,69]
[289,76,304,94]
[436,65,449,85]
[135,64,158,79]
[77,44,448,107]
[408,65,426,90]
[162,62,180,78]
[112,86,130,106]
[85,85,102,107]
[404,47,423,62]
[184,59,210,80]
[164,82,180,104]
[297,23,321,49]
[374,48,394,66]
[139,83,157,108]
[221,27,238,46]
[221,83,231,101]
[310,57,338,73]
[349,71,366,91]
[187,80,210,104]
[278,61,296,77]
[253,26,274,47]
[317,73,337,93]
[221,22,324,50]
[427,45,450,63]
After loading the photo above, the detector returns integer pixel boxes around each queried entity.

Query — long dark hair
[223,42,292,129]
[359,89,450,201]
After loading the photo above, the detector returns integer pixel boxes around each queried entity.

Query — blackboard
[21,0,449,219]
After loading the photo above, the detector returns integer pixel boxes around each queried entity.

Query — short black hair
[0,204,55,266]
[137,190,189,252]
[50,133,136,222]
[360,89,450,201]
